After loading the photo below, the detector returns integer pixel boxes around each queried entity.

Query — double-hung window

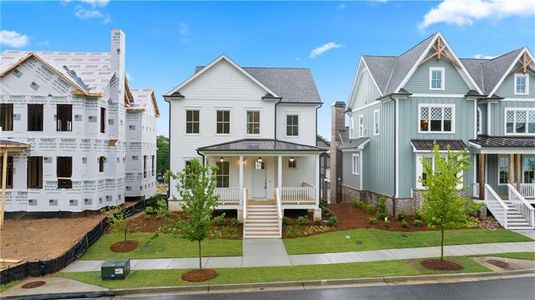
[186,110,200,134]
[247,111,260,134]
[523,156,535,184]
[373,109,380,136]
[349,116,355,139]
[498,155,509,185]
[216,110,230,134]
[352,154,360,175]
[419,105,454,133]
[429,67,445,90]
[286,115,299,136]
[514,73,529,95]
[477,107,482,134]
[0,103,13,131]
[216,161,229,188]
[358,115,364,137]
[505,108,535,135]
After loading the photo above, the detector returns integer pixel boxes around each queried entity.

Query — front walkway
[61,238,535,272]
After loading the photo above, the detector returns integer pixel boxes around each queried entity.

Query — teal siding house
[330,33,535,229]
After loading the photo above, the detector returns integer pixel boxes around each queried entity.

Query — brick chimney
[330,101,346,203]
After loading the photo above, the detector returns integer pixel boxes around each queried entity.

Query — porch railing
[520,183,535,199]
[214,187,240,205]
[507,184,535,229]
[280,187,315,204]
[242,188,248,221]
[485,184,509,228]
[275,187,283,238]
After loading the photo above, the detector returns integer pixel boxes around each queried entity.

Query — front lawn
[488,252,535,261]
[58,256,488,289]
[283,228,531,255]
[81,232,242,259]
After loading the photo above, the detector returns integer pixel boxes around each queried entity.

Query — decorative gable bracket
[418,36,460,68]
[516,51,533,74]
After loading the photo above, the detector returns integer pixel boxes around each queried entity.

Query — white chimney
[110,29,126,99]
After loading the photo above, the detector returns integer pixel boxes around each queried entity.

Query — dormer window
[429,67,445,90]
[514,73,529,95]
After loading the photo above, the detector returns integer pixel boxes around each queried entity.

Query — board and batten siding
[495,71,535,99]
[487,101,535,136]
[477,103,487,135]
[342,151,361,190]
[350,67,382,108]
[397,96,476,198]
[404,59,470,94]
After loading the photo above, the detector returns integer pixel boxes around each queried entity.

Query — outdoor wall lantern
[257,157,263,163]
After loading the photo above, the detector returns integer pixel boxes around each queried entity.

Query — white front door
[252,161,267,199]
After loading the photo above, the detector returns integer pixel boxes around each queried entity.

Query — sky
[2,0,535,139]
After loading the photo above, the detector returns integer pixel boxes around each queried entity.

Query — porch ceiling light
[258,157,263,163]
[289,157,294,162]
[220,157,224,162]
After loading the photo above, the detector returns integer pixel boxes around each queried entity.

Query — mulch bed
[181,269,217,282]
[487,259,509,268]
[129,212,182,232]
[328,203,428,231]
[420,259,464,270]
[21,281,46,289]
[110,240,139,252]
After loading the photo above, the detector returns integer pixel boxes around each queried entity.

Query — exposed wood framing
[516,52,533,74]
[419,36,460,68]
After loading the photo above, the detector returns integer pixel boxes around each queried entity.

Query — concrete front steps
[243,203,281,239]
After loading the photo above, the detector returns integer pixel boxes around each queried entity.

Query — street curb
[5,268,535,299]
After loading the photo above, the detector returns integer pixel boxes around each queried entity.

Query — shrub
[145,206,155,215]
[414,209,423,221]
[327,216,337,227]
[400,219,409,228]
[397,211,407,221]
[286,226,297,238]
[211,212,226,226]
[376,197,388,219]
[352,199,364,208]
[369,216,377,225]
[282,216,290,226]
[297,216,309,225]
[155,198,171,219]
[363,204,376,214]
[383,219,391,227]
[413,219,423,227]
[230,218,239,227]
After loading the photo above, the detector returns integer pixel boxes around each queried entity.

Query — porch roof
[469,136,535,148]
[0,139,30,151]
[411,139,468,152]
[197,138,325,152]
[338,137,370,150]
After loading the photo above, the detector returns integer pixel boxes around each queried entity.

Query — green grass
[81,233,242,259]
[0,280,19,293]
[487,252,535,261]
[57,256,488,289]
[283,228,531,255]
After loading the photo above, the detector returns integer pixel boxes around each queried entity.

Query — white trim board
[488,47,535,97]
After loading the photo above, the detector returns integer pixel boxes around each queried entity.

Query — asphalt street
[118,276,535,300]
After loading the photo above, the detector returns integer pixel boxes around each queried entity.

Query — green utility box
[101,258,131,280]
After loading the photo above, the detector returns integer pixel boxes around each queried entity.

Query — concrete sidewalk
[61,240,535,272]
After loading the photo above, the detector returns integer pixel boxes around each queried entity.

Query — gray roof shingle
[195,65,321,104]
[338,137,370,150]
[469,136,535,148]
[198,139,325,152]
[411,139,468,151]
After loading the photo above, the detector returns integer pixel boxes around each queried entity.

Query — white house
[0,29,159,214]
[164,55,324,238]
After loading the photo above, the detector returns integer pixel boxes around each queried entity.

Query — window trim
[418,104,455,134]
[514,73,529,95]
[215,160,230,188]
[246,110,260,135]
[416,154,434,190]
[477,107,482,135]
[429,67,445,91]
[522,155,535,184]
[373,109,380,136]
[216,110,231,135]
[358,114,364,138]
[285,114,299,137]
[185,109,200,134]
[504,108,535,136]
[498,154,509,186]
[351,153,360,175]
[349,116,355,139]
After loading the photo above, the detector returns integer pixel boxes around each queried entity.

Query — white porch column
[313,154,321,221]
[277,155,282,199]
[238,155,244,221]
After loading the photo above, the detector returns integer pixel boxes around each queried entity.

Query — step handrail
[484,184,510,228]
[242,188,247,221]
[275,187,283,238]
[507,183,535,228]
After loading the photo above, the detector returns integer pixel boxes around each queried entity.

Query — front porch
[470,136,535,229]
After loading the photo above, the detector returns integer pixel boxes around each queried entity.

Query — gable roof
[166,55,322,104]
[460,48,525,95]
[361,33,484,97]
[129,88,160,117]
[1,50,113,95]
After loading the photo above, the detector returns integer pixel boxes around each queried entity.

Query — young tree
[108,207,137,243]
[156,135,169,178]
[169,159,219,269]
[419,143,480,261]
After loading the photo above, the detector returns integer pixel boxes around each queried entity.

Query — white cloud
[0,30,29,48]
[474,54,496,59]
[179,22,189,36]
[337,4,346,9]
[80,0,110,7]
[309,42,342,58]
[74,7,103,19]
[420,0,535,29]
